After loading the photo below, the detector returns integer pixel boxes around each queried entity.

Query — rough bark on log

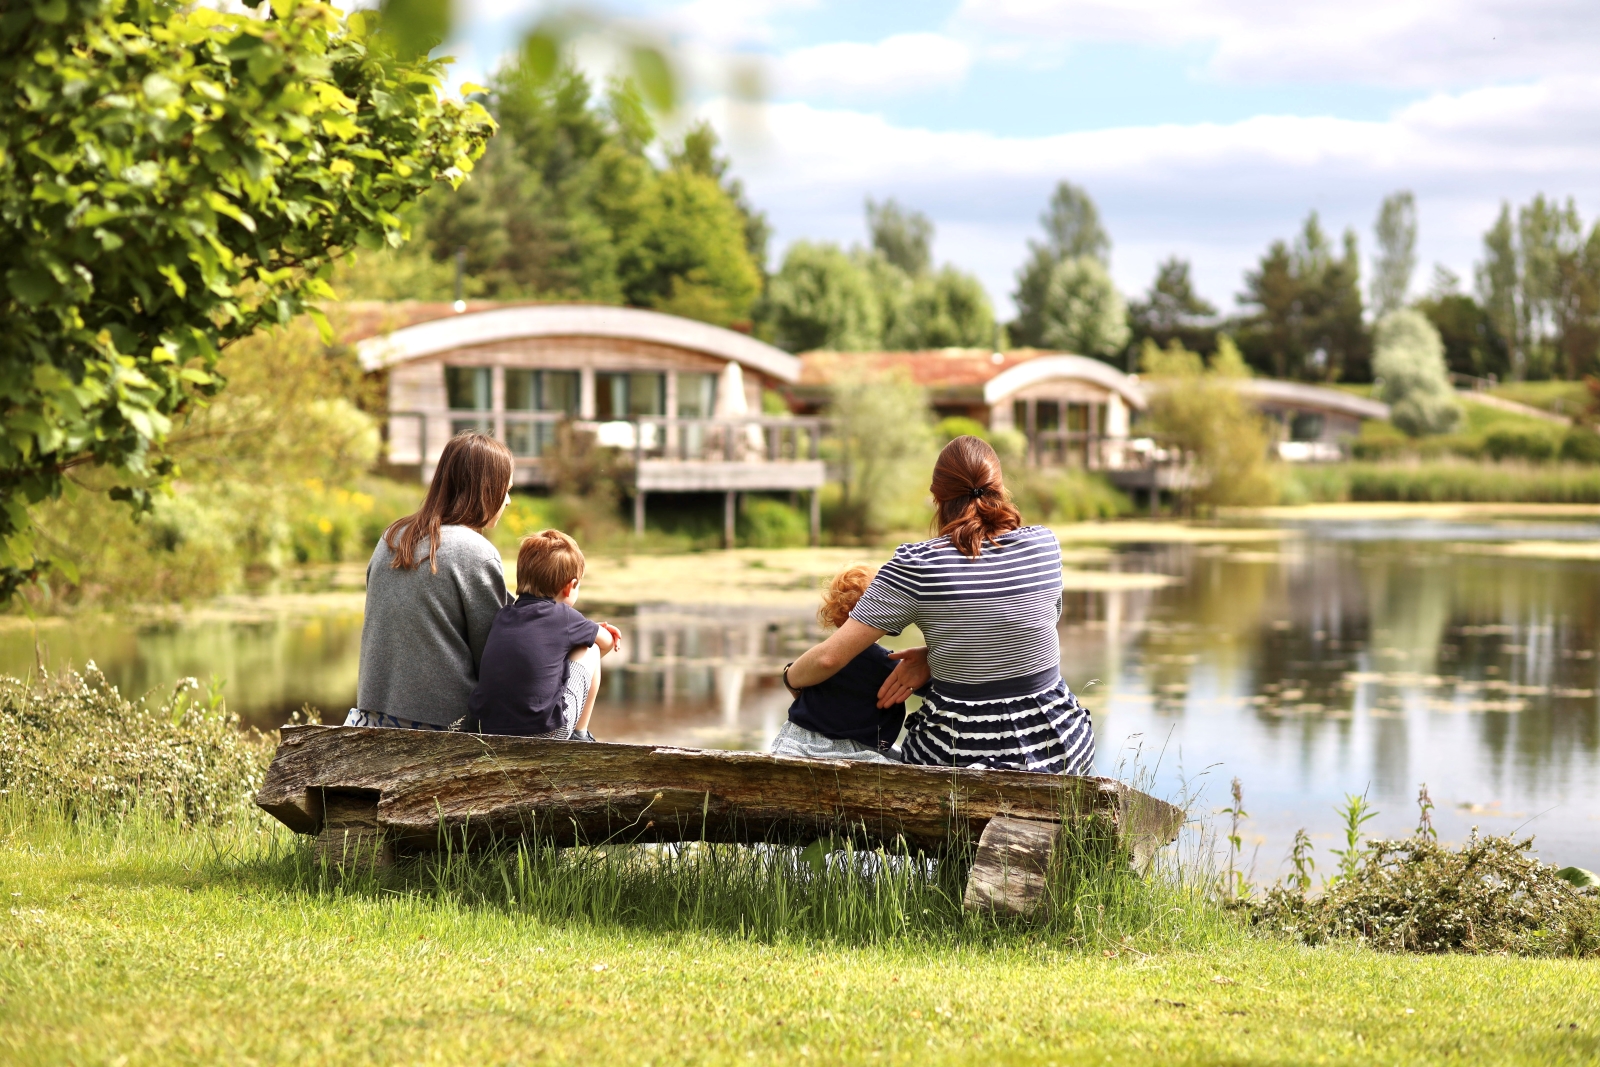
[256,726,1184,861]
[962,816,1059,918]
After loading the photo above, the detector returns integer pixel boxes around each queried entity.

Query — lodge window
[677,372,717,418]
[502,370,581,457]
[445,366,491,437]
[1290,412,1325,441]
[504,369,580,415]
[595,372,666,420]
[1035,400,1061,432]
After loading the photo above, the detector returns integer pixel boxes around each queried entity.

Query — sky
[442,0,1600,319]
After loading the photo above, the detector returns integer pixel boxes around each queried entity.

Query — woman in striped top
[782,435,1095,774]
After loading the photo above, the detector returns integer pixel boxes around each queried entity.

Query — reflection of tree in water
[1119,543,1276,711]
[1427,554,1600,789]
[3,610,368,731]
[1106,537,1600,805]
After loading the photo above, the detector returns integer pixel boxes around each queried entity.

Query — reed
[1280,459,1600,504]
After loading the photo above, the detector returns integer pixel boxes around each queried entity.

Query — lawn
[3,812,1597,1066]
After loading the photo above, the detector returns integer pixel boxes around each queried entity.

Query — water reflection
[1079,534,1600,875]
[4,523,1599,872]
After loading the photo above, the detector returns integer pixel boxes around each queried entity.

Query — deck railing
[386,411,825,466]
[1025,430,1150,471]
[629,416,823,465]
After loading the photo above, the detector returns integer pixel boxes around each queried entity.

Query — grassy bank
[4,810,1600,1066]
[1280,460,1600,504]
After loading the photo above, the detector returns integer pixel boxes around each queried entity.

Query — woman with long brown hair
[347,432,514,730]
[781,435,1094,773]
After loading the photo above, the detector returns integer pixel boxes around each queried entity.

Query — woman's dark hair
[931,435,1022,558]
[385,431,513,573]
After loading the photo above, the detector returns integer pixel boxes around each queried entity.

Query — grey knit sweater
[356,525,512,727]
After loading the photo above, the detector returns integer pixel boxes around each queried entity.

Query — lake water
[7,518,1600,876]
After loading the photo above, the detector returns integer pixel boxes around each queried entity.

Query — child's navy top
[788,643,907,749]
[468,595,599,736]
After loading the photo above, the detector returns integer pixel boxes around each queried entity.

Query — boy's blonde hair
[517,529,586,596]
[818,564,875,629]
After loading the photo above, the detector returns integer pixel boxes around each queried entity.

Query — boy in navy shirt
[772,565,906,761]
[468,530,620,739]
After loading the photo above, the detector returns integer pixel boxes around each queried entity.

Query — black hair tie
[969,486,987,500]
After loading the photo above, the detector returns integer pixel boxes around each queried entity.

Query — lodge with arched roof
[347,302,824,543]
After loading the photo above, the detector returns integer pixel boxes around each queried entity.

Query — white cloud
[955,0,1600,87]
[661,0,819,49]
[772,33,972,99]
[706,75,1600,313]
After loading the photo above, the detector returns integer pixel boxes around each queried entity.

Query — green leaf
[307,306,333,344]
[7,269,57,306]
[156,264,188,298]
[520,30,559,83]
[48,554,80,585]
[381,0,452,59]
[629,45,677,113]
[32,0,68,24]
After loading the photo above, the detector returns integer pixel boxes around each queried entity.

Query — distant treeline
[348,57,1600,384]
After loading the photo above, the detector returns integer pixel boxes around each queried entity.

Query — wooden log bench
[255,726,1185,918]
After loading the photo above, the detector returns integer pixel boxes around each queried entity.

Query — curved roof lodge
[350,303,1392,525]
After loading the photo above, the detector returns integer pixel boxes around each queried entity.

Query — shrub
[1560,427,1600,464]
[1011,468,1131,523]
[739,498,810,547]
[1484,425,1561,462]
[935,416,988,443]
[1374,309,1461,436]
[825,368,938,537]
[1350,419,1410,460]
[934,416,1025,466]
[0,668,272,823]
[1255,830,1600,956]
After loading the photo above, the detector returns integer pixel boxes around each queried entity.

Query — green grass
[1281,460,1600,504]
[3,810,1599,1065]
[1488,381,1589,416]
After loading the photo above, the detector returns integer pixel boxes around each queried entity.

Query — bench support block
[315,792,392,871]
[962,816,1059,918]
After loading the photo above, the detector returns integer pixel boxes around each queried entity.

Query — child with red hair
[772,564,906,761]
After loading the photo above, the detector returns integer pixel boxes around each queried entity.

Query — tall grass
[1280,460,1600,504]
[2,663,1234,951]
[286,804,1232,951]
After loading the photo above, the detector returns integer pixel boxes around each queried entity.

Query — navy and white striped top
[849,525,1064,698]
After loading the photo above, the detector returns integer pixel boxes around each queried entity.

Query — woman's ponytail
[930,436,1022,558]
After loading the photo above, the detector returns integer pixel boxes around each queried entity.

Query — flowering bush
[0,667,272,823]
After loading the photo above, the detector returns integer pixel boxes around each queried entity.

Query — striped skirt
[899,676,1095,774]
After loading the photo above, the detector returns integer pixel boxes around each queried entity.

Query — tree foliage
[825,368,937,536]
[1142,338,1275,509]
[1010,180,1110,347]
[412,67,762,325]
[866,197,932,277]
[1370,190,1418,318]
[1373,309,1461,436]
[764,242,882,352]
[1039,257,1129,359]
[762,201,993,352]
[1235,213,1369,382]
[1127,256,1217,358]
[0,0,490,600]
[1475,195,1600,381]
[900,267,996,349]
[1415,267,1507,380]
